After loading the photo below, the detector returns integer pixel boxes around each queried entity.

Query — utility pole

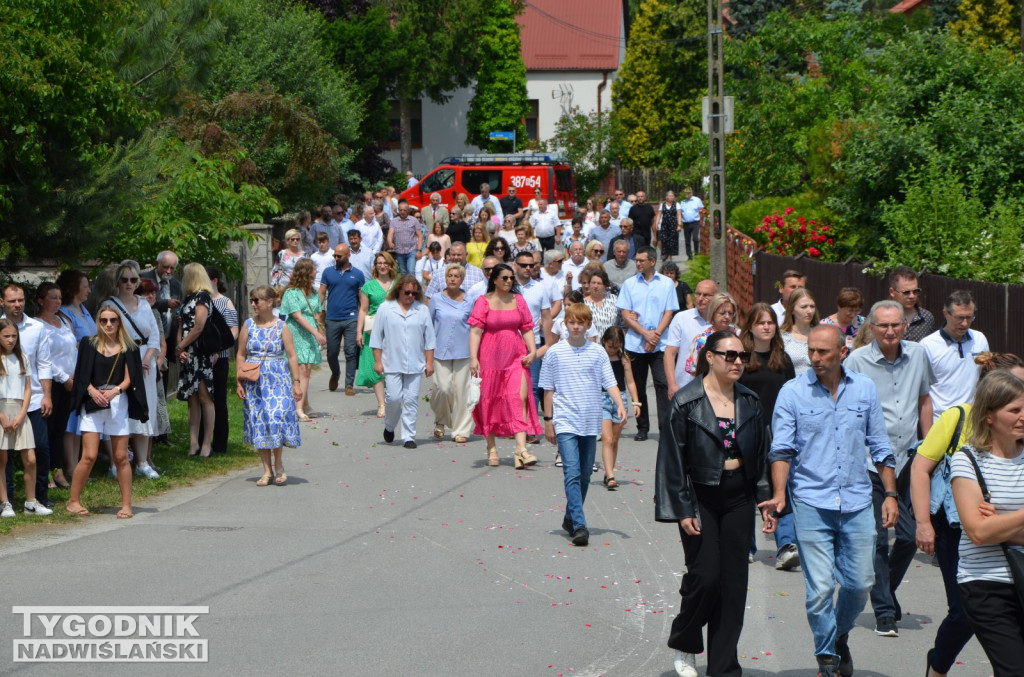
[705,0,729,290]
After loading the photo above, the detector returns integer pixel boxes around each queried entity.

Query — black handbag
[196,304,235,355]
[83,353,120,414]
[961,448,1024,609]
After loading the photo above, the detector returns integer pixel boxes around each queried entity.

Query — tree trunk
[399,97,413,173]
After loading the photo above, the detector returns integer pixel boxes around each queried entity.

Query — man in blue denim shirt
[760,324,897,677]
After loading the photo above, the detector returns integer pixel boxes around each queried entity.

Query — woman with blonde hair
[683,292,739,377]
[429,263,474,443]
[466,222,491,269]
[357,251,398,417]
[281,258,326,421]
[175,263,216,457]
[780,287,819,377]
[272,228,306,288]
[67,306,148,517]
[102,264,161,478]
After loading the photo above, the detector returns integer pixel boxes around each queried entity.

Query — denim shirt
[770,368,895,513]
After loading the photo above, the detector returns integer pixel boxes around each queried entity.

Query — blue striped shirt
[538,340,617,437]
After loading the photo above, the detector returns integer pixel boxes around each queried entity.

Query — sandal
[66,504,90,516]
[554,453,563,467]
[376,404,386,418]
[514,448,537,469]
[256,473,273,487]
[117,508,133,519]
[433,424,445,439]
[453,435,468,444]
[275,467,288,486]
[487,448,499,467]
[297,412,311,422]
[603,475,619,490]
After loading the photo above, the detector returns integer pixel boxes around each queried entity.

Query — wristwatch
[543,416,553,421]
[884,491,899,499]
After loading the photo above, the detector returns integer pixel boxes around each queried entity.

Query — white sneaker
[673,651,698,677]
[135,463,160,479]
[108,464,118,479]
[0,501,14,518]
[24,500,53,516]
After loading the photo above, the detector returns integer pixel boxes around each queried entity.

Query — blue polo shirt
[320,265,365,320]
[616,272,679,353]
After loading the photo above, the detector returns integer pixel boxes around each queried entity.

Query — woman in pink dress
[469,263,543,469]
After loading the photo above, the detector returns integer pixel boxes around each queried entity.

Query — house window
[386,99,422,150]
[525,100,539,142]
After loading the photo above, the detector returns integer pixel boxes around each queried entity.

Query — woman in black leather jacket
[655,330,773,677]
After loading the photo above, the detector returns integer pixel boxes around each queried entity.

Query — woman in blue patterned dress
[280,259,325,422]
[236,285,301,487]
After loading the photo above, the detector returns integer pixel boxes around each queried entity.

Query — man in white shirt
[2,284,54,513]
[608,201,622,228]
[346,229,375,279]
[540,249,567,309]
[530,198,562,251]
[679,187,704,261]
[664,279,717,396]
[405,171,418,189]
[533,251,562,322]
[466,256,500,308]
[310,233,334,289]
[920,290,989,422]
[771,269,806,325]
[562,241,588,292]
[354,206,384,254]
[470,182,503,221]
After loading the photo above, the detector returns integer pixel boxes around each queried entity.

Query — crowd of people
[2,182,1022,677]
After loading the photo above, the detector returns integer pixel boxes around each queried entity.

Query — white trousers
[430,358,474,438]
[384,372,422,443]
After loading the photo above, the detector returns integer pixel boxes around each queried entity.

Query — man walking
[679,188,704,260]
[319,244,365,396]
[628,190,655,247]
[587,210,620,263]
[664,279,717,396]
[529,198,561,251]
[920,290,988,421]
[616,246,679,441]
[387,200,423,276]
[421,192,450,234]
[762,324,897,677]
[470,182,503,221]
[845,300,935,638]
[771,270,806,325]
[888,266,935,342]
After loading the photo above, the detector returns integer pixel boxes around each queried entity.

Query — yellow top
[466,241,488,269]
[916,404,972,462]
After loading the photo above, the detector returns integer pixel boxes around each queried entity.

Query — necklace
[704,380,735,410]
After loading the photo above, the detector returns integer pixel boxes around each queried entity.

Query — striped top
[950,445,1024,584]
[537,340,617,437]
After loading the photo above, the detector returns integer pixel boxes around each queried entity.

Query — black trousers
[198,356,230,453]
[626,349,668,435]
[960,579,1024,677]
[538,235,556,252]
[683,221,700,258]
[669,470,755,677]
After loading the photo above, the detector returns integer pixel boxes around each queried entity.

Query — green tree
[0,0,150,262]
[466,0,529,151]
[610,0,705,167]
[542,112,617,200]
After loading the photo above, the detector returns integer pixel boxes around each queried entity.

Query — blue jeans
[325,318,359,388]
[558,433,596,531]
[869,472,917,620]
[792,498,875,657]
[395,251,416,276]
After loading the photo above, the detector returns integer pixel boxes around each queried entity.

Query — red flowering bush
[753,207,836,259]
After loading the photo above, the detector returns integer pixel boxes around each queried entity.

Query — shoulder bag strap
[946,405,966,456]
[961,448,991,502]
[108,297,149,344]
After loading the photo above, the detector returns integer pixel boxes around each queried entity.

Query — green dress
[280,288,322,365]
[356,278,392,386]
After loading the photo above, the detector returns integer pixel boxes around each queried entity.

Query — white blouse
[0,354,30,399]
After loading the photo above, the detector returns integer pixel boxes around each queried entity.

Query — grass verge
[0,363,258,536]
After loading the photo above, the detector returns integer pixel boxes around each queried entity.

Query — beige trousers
[430,358,474,438]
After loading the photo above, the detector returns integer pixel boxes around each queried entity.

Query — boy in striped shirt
[540,304,626,546]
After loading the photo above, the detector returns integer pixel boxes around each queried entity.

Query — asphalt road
[0,364,996,676]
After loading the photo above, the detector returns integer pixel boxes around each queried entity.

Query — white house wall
[383,71,617,176]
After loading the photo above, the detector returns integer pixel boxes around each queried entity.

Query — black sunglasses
[710,349,751,364]
[119,277,139,283]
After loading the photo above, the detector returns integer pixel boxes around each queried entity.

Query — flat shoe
[66,505,89,516]
[453,435,468,444]
[256,473,272,487]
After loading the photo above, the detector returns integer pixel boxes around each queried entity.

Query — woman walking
[280,259,326,421]
[683,292,739,377]
[950,370,1024,677]
[272,228,307,289]
[236,286,301,487]
[428,264,474,443]
[371,276,436,449]
[468,263,543,468]
[780,288,819,377]
[357,252,397,417]
[653,191,683,261]
[656,330,770,677]
[599,326,640,490]
[102,264,161,478]
[67,306,148,517]
[175,263,217,457]
[583,269,620,338]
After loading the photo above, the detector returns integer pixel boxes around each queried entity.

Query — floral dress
[280,288,322,365]
[241,319,301,449]
[356,279,392,387]
[273,250,306,288]
[177,291,215,401]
